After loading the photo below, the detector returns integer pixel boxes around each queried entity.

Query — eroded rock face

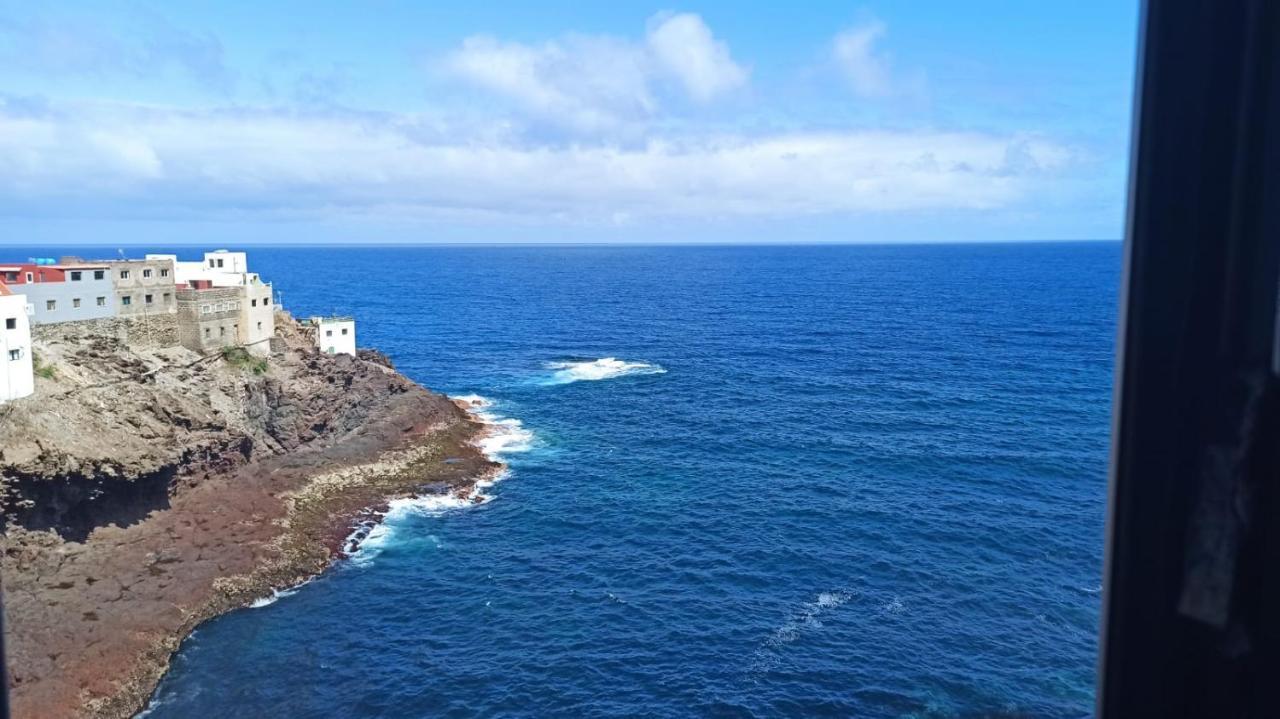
[0,313,492,719]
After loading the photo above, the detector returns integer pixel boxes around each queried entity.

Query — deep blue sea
[98,243,1115,717]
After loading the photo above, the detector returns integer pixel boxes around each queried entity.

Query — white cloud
[0,102,1074,223]
[645,13,748,103]
[442,13,747,132]
[833,19,919,99]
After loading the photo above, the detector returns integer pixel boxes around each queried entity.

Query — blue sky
[0,2,1139,244]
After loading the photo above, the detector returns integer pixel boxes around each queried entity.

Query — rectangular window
[25,272,33,282]
[73,298,81,308]
[94,270,104,280]
[204,327,210,337]
[122,296,132,306]
[143,269,153,279]
[208,259,215,268]
[120,270,130,279]
[8,349,19,361]
[341,328,348,335]
[96,296,106,306]
[326,330,333,336]
[45,300,55,311]
[251,299,258,307]
[70,271,82,281]
[257,321,263,330]
[264,297,271,305]
[219,326,226,336]
[217,259,224,268]
[160,268,169,278]
[5,318,15,329]
[145,294,153,304]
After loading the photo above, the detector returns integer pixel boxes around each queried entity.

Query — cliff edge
[0,313,495,718]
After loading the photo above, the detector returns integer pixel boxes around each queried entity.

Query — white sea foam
[344,394,532,565]
[541,357,666,385]
[248,580,310,608]
[748,589,856,677]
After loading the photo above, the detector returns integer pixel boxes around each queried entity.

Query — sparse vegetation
[220,346,269,374]
[32,351,56,380]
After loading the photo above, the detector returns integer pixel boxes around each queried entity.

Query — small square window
[96,296,106,306]
[5,318,15,330]
[8,349,19,361]
[160,268,169,277]
[122,296,132,306]
[70,271,82,281]
[45,300,55,311]
[73,298,81,308]
[326,330,333,337]
[120,270,130,279]
[94,270,104,280]
[341,328,348,335]
[145,294,153,304]
[143,269,153,279]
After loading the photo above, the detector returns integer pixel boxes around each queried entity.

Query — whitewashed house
[149,250,277,356]
[311,316,356,356]
[0,284,35,402]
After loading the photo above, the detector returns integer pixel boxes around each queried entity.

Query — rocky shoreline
[0,316,498,718]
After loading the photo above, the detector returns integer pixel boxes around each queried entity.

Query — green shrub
[31,351,56,379]
[221,346,269,375]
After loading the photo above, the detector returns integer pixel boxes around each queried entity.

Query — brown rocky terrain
[0,313,497,718]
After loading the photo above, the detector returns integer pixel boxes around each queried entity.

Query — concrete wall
[240,281,275,356]
[0,293,35,402]
[315,317,356,356]
[19,276,117,325]
[203,250,248,274]
[110,259,178,317]
[176,286,243,354]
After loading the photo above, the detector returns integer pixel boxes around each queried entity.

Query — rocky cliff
[0,313,495,718]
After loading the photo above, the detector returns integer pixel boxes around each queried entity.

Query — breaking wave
[343,394,532,565]
[540,358,666,386]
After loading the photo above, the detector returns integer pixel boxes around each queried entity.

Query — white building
[311,316,356,356]
[148,250,276,356]
[0,285,35,403]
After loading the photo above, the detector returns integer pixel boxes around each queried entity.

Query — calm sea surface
[109,243,1117,717]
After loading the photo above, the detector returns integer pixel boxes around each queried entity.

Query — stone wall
[30,314,180,351]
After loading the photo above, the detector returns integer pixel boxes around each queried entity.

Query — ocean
[133,243,1118,717]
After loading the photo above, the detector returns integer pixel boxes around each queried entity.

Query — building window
[5,318,15,329]
[8,349,20,361]
[164,292,171,303]
[70,271,82,281]
[145,294,154,304]
[342,328,349,335]
[257,321,263,330]
[216,259,224,268]
[204,328,210,337]
[120,270,130,279]
[251,299,257,307]
[143,269,153,279]
[161,268,170,277]
[73,298,81,308]
[45,300,55,311]
[96,296,106,306]
[326,330,333,337]
[94,270,105,280]
[264,297,271,305]
[122,296,132,306]
[25,272,33,282]
[219,326,226,337]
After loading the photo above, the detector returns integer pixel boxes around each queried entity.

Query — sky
[0,1,1140,245]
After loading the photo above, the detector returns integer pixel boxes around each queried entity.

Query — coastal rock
[0,313,496,719]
